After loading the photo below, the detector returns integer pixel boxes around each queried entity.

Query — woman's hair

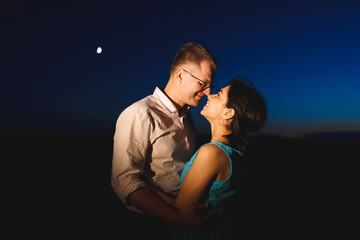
[224,77,267,152]
[170,42,218,74]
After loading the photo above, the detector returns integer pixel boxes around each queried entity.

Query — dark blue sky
[2,0,360,137]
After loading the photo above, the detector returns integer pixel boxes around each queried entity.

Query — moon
[96,47,102,54]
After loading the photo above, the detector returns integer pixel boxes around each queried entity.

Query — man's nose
[203,87,211,96]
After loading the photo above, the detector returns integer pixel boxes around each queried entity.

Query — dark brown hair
[170,42,218,74]
[224,78,267,152]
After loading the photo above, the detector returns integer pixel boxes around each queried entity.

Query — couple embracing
[111,42,267,239]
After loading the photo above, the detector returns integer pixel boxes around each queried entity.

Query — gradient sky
[2,0,360,137]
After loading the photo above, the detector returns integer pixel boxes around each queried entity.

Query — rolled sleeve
[111,104,152,206]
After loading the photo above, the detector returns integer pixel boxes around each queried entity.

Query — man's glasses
[182,69,215,90]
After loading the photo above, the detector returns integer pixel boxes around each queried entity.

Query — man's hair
[170,42,218,74]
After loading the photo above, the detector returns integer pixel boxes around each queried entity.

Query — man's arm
[128,187,204,231]
[144,182,176,207]
[111,105,150,206]
[111,105,205,231]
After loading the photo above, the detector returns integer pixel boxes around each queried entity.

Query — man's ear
[223,108,235,120]
[176,69,183,83]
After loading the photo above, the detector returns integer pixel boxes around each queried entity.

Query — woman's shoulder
[196,143,229,164]
[199,142,223,153]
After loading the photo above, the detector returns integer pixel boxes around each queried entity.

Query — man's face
[179,60,215,107]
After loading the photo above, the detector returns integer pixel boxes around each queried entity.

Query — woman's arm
[145,144,228,211]
[175,144,228,210]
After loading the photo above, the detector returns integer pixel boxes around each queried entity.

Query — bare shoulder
[198,143,223,154]
[196,144,228,165]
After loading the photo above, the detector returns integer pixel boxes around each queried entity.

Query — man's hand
[178,202,213,233]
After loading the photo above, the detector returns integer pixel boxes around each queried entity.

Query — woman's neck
[210,125,232,145]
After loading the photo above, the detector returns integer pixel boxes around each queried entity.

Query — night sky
[2,0,360,138]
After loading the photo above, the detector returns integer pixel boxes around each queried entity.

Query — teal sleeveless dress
[172,142,243,240]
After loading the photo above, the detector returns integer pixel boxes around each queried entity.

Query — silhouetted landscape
[5,132,357,238]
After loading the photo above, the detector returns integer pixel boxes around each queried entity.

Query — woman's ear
[223,108,235,120]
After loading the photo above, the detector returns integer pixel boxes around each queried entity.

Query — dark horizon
[4,130,356,237]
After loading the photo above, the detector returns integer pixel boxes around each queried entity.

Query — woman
[149,78,267,239]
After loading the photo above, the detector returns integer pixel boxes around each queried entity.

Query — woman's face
[200,85,230,121]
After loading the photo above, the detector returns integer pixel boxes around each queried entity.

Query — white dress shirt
[111,87,196,212]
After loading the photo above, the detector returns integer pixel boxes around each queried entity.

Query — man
[111,42,217,234]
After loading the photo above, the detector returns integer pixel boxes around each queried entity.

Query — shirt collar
[153,87,190,116]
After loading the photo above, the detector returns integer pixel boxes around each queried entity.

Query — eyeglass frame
[182,68,215,90]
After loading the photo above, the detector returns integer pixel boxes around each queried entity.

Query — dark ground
[4,133,357,238]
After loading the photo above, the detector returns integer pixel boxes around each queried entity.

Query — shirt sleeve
[111,104,153,206]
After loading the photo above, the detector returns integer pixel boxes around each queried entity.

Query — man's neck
[164,83,184,112]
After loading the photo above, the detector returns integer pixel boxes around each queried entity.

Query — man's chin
[193,95,203,106]
[192,101,201,107]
